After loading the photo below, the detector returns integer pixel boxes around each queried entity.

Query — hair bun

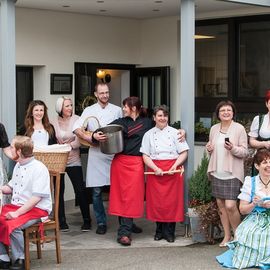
[55,97,64,115]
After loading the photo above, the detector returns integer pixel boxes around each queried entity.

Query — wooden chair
[23,170,62,270]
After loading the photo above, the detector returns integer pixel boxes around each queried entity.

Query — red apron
[0,204,48,246]
[109,154,145,218]
[146,160,184,222]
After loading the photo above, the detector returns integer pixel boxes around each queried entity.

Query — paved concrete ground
[28,202,255,270]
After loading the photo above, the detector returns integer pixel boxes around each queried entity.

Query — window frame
[195,14,270,121]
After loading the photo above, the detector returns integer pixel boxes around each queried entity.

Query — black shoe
[96,225,107,235]
[60,222,69,232]
[165,235,175,243]
[9,259,25,270]
[0,259,10,270]
[81,222,92,232]
[132,224,143,234]
[117,236,131,246]
[154,233,163,241]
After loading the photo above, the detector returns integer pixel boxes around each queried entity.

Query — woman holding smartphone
[206,100,248,247]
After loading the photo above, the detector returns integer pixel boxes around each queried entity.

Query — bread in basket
[33,144,71,173]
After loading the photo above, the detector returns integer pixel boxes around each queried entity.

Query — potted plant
[194,121,210,142]
[188,152,221,243]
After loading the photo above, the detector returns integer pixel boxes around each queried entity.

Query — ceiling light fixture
[195,35,215,39]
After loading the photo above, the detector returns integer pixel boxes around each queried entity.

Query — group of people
[0,82,188,269]
[72,84,188,245]
[205,91,270,269]
[2,82,270,269]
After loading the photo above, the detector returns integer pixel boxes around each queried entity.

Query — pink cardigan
[51,115,81,167]
[207,121,248,183]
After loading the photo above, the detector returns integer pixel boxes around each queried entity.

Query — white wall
[140,16,180,122]
[16,8,142,119]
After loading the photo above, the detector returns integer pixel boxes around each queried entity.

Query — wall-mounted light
[96,70,111,83]
[96,70,106,79]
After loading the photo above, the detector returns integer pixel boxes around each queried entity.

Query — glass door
[133,66,170,114]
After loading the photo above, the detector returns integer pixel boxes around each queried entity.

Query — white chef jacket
[73,103,122,187]
[140,125,189,160]
[8,158,52,214]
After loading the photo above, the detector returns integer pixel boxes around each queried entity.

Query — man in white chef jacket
[73,83,122,235]
[0,136,51,270]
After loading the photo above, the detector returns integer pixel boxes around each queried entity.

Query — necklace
[259,176,270,189]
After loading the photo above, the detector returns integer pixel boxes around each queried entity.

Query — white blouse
[8,158,52,214]
[31,129,49,147]
[249,114,270,139]
[211,132,233,180]
[140,125,189,160]
[238,175,268,202]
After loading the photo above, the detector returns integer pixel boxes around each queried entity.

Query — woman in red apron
[140,105,189,243]
[106,97,152,246]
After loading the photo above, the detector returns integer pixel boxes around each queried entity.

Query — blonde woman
[51,97,91,232]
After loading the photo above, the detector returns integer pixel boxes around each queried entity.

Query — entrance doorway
[16,66,33,134]
[74,62,170,115]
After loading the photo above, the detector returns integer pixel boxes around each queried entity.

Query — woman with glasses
[206,100,248,247]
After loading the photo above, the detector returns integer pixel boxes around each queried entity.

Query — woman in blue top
[217,149,270,269]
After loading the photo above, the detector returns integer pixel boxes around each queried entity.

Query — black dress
[0,123,10,149]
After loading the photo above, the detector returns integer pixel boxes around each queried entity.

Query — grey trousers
[0,219,40,261]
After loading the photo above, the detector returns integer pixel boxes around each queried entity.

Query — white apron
[73,102,122,187]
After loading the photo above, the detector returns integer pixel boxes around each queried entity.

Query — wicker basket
[79,116,101,147]
[33,151,69,173]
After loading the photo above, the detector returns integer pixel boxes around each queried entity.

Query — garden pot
[188,207,207,243]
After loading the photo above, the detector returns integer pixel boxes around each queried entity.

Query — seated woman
[217,149,270,269]
[140,105,189,243]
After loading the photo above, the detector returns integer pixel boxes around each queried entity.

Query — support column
[0,0,16,172]
[180,0,195,224]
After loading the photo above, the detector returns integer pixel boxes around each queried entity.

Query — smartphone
[225,137,230,143]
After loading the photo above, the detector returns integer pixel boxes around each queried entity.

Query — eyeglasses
[219,109,232,113]
[97,91,109,96]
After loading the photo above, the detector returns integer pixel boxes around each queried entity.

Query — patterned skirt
[217,210,270,269]
[211,176,241,200]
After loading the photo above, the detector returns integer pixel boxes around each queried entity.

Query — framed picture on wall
[50,74,73,94]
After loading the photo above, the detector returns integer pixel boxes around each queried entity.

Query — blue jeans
[92,186,106,226]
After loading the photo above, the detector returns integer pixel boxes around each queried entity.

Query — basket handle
[82,116,101,130]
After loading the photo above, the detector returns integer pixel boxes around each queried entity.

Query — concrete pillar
[180,0,195,224]
[0,0,16,172]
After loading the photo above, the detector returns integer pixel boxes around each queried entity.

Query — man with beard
[73,83,122,235]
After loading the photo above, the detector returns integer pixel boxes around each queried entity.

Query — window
[195,15,270,130]
[196,24,228,98]
[238,20,270,98]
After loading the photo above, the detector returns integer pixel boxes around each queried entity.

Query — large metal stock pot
[97,125,124,154]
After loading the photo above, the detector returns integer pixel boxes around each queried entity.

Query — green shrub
[189,152,211,207]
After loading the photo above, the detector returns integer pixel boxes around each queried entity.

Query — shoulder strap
[258,114,264,132]
[250,176,256,202]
